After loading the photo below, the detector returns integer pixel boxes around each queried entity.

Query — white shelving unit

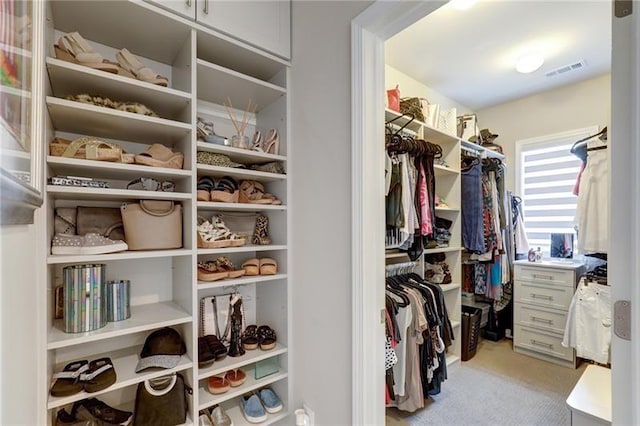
[38,1,291,424]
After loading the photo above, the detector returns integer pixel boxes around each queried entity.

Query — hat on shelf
[470,129,499,145]
[196,152,245,168]
[135,327,187,372]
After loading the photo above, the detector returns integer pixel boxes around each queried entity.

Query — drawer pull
[531,316,553,324]
[532,274,554,281]
[203,0,209,14]
[186,0,191,6]
[531,339,553,349]
[531,293,553,300]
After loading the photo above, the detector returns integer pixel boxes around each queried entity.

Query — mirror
[550,233,574,259]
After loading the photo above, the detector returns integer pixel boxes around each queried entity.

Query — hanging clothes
[562,278,611,364]
[575,138,609,254]
[461,158,485,252]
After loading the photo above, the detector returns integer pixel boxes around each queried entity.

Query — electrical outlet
[303,403,315,426]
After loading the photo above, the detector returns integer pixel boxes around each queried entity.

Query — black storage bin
[461,305,482,361]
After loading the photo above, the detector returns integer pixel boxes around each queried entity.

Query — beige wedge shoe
[54,32,119,73]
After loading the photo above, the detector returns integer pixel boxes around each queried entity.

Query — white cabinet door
[146,0,197,19]
[197,0,290,59]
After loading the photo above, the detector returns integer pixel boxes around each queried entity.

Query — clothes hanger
[570,127,607,153]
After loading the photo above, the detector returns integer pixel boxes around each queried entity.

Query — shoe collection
[50,358,116,397]
[50,137,185,169]
[197,175,282,205]
[241,325,277,351]
[240,387,283,423]
[54,32,168,86]
[56,398,132,426]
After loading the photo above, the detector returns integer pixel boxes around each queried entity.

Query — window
[516,127,599,256]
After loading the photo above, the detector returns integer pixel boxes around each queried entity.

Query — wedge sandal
[257,325,277,351]
[259,258,277,275]
[214,256,246,279]
[116,48,169,86]
[241,258,260,276]
[54,32,119,73]
[197,260,230,281]
[241,325,259,350]
[197,217,246,249]
[50,137,134,163]
[210,176,239,203]
[239,180,273,204]
[197,177,215,202]
[134,144,184,169]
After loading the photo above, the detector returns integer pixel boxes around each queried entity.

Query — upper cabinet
[146,0,291,59]
[146,0,197,19]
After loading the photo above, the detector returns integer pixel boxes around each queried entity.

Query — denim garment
[461,161,485,252]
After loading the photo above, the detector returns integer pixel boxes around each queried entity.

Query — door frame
[351,2,639,425]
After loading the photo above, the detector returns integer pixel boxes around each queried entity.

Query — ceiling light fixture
[515,52,545,74]
[450,0,477,10]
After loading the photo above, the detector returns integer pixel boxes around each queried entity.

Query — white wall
[385,64,474,114]
[290,1,372,424]
[476,73,611,191]
[1,223,41,425]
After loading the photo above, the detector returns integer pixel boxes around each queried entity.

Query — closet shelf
[198,370,288,410]
[197,202,287,212]
[47,301,192,350]
[446,354,460,367]
[423,246,462,254]
[384,108,423,133]
[47,156,192,180]
[198,343,287,380]
[46,185,192,201]
[197,245,287,256]
[197,274,288,290]
[385,252,409,259]
[434,164,460,175]
[47,347,193,409]
[196,142,287,164]
[196,164,287,182]
[461,140,505,160]
[46,97,191,144]
[221,405,287,426]
[46,58,191,120]
[439,283,461,292]
[197,59,286,112]
[434,206,460,213]
[47,249,193,265]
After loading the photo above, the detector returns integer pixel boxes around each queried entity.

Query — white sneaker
[51,233,128,255]
[198,411,214,426]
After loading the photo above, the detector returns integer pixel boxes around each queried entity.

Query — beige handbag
[121,201,182,250]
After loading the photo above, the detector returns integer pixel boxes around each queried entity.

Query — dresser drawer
[514,324,574,361]
[515,265,574,287]
[515,280,574,310]
[514,302,568,334]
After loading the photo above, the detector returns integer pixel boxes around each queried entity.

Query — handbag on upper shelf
[121,200,182,250]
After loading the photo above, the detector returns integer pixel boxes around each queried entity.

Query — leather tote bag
[133,373,190,426]
[121,200,182,250]
[77,207,125,241]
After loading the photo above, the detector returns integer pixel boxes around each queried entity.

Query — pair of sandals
[241,258,277,276]
[54,32,168,86]
[241,325,277,351]
[197,176,239,203]
[197,216,245,249]
[198,335,228,368]
[134,143,184,169]
[50,357,116,397]
[50,137,134,164]
[198,256,246,282]
[239,180,282,205]
[250,128,280,155]
[207,368,247,395]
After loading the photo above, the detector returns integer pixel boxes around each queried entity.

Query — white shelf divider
[197,245,287,256]
[196,164,287,183]
[197,274,288,291]
[196,141,286,164]
[47,248,192,265]
[197,201,286,212]
[221,405,288,426]
[46,97,191,144]
[423,246,463,255]
[46,185,192,201]
[439,283,462,293]
[47,156,192,180]
[198,343,287,380]
[47,301,192,349]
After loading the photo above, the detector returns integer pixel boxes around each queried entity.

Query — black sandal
[241,325,259,350]
[257,325,277,351]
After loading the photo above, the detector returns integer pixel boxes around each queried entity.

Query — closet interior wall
[37,1,291,424]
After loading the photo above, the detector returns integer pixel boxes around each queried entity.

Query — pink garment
[419,163,432,235]
[573,161,586,196]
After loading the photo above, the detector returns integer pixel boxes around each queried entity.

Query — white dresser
[513,260,585,368]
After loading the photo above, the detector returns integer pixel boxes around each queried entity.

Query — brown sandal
[134,144,184,169]
[214,256,246,279]
[225,368,247,387]
[198,261,229,282]
[259,258,277,275]
[207,374,230,394]
[241,258,260,276]
[239,180,273,204]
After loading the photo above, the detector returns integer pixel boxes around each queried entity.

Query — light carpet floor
[386,339,586,426]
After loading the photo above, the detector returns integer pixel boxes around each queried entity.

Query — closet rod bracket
[613,300,631,341]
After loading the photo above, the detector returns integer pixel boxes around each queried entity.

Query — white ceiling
[385,1,612,110]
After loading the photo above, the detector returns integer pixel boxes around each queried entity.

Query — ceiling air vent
[545,60,588,77]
